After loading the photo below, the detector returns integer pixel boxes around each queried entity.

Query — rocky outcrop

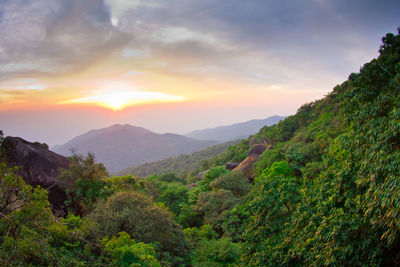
[249,137,256,147]
[186,183,198,190]
[197,170,207,181]
[2,136,71,211]
[232,143,272,182]
[226,162,239,170]
[248,144,267,156]
[232,155,259,182]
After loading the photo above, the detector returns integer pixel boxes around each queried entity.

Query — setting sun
[101,91,130,110]
[60,82,185,111]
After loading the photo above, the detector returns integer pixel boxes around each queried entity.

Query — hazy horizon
[1,0,399,146]
[2,112,286,147]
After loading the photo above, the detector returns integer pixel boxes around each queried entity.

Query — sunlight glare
[60,82,185,111]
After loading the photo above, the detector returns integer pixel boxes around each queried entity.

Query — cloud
[105,0,160,26]
[0,0,399,107]
[1,0,399,146]
[122,48,149,58]
[60,84,185,111]
[151,26,218,45]
[0,0,129,80]
[0,78,46,91]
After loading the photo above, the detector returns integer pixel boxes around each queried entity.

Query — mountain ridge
[53,124,217,174]
[185,115,285,142]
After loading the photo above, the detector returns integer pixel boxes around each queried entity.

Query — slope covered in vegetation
[117,140,239,178]
[0,29,399,266]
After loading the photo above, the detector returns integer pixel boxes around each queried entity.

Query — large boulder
[196,170,207,181]
[2,136,71,212]
[226,162,240,170]
[249,137,256,147]
[248,144,267,157]
[232,155,259,182]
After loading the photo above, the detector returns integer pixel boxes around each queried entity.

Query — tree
[210,171,251,197]
[102,232,161,267]
[242,161,300,266]
[58,152,109,215]
[178,204,203,228]
[0,163,56,266]
[197,189,238,233]
[192,237,242,266]
[157,182,188,216]
[0,130,4,159]
[183,225,241,266]
[90,191,189,266]
[188,166,229,204]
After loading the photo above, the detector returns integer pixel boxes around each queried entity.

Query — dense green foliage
[1,29,400,266]
[241,29,400,266]
[90,191,189,265]
[102,232,161,267]
[58,152,109,215]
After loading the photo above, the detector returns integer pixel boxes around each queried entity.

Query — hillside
[188,29,400,265]
[53,124,216,173]
[185,115,285,142]
[117,140,239,178]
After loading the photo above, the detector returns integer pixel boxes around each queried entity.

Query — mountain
[185,115,285,142]
[52,124,216,174]
[117,140,239,178]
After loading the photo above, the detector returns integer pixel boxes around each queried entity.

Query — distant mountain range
[53,116,285,174]
[53,124,216,174]
[185,115,285,142]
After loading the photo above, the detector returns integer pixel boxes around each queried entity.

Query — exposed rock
[226,162,239,170]
[187,183,198,190]
[232,155,259,182]
[197,170,207,181]
[232,143,273,181]
[249,137,256,147]
[2,136,71,212]
[264,140,273,150]
[248,144,267,157]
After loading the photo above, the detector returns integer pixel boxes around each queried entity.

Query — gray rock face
[2,136,71,211]
[226,162,240,170]
[197,171,207,181]
[248,144,267,157]
[232,155,259,182]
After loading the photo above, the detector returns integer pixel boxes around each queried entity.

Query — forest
[0,29,399,266]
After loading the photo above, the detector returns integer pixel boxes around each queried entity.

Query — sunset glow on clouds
[0,0,399,145]
[60,81,185,110]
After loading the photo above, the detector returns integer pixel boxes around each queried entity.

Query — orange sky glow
[0,0,399,145]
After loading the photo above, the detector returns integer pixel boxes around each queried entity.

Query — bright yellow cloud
[60,82,185,111]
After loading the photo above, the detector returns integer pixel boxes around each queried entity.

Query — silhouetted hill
[185,115,285,142]
[53,124,216,174]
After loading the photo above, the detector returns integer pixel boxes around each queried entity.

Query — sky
[0,0,399,146]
